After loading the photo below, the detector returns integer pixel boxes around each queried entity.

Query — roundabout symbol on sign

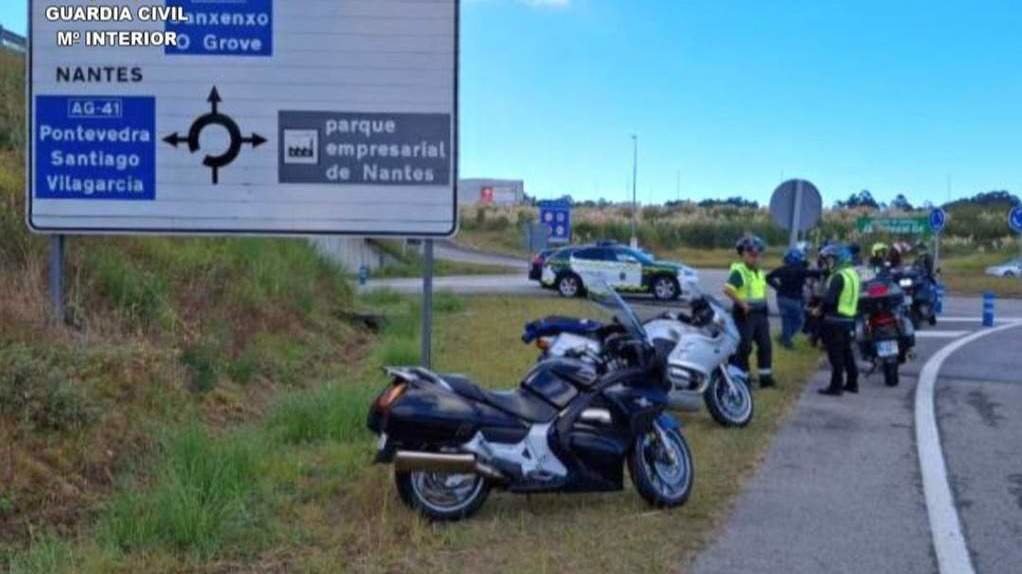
[163,87,267,184]
[929,208,948,234]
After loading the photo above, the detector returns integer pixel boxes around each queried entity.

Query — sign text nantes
[28,0,458,236]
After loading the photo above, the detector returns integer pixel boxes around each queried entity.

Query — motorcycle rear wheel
[883,361,900,387]
[628,422,694,508]
[704,370,754,427]
[396,470,491,522]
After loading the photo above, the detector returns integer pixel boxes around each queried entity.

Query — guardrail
[0,24,27,53]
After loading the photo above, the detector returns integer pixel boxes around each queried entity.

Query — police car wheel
[652,276,680,301]
[557,273,583,298]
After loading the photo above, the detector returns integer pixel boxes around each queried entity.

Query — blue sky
[7,1,1022,205]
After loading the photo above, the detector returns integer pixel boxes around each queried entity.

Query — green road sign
[856,216,931,235]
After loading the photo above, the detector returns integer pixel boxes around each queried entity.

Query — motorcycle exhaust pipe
[393,450,505,481]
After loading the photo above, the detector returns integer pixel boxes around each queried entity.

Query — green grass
[941,249,1022,297]
[98,426,268,560]
[371,239,513,278]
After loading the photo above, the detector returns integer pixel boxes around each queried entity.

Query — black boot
[760,375,777,389]
[818,384,843,396]
[844,381,859,394]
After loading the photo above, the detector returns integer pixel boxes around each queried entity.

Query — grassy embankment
[370,240,511,278]
[940,249,1022,298]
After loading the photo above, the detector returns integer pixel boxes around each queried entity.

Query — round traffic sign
[929,208,948,233]
[770,179,822,232]
[1010,205,1022,233]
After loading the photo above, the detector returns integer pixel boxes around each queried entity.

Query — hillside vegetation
[462,198,1020,257]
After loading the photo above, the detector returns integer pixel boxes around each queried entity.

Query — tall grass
[99,426,266,559]
[266,383,377,445]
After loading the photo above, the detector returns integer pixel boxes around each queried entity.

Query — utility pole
[630,134,638,248]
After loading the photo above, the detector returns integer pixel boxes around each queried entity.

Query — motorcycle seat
[440,374,558,423]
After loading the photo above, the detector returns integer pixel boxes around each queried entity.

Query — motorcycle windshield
[585,279,649,345]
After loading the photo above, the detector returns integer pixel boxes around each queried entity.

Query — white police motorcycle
[523,291,753,427]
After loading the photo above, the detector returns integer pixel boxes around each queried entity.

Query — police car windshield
[619,248,654,265]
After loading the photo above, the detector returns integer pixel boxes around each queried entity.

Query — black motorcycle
[891,265,939,328]
[366,283,694,521]
[857,277,916,387]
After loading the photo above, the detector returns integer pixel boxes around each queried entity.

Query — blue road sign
[1010,205,1022,233]
[929,208,948,233]
[538,200,572,244]
[35,95,156,201]
[165,0,273,57]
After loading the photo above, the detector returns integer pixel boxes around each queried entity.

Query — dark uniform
[820,265,861,395]
[728,262,774,386]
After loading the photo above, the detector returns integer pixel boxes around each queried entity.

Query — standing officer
[815,244,861,396]
[724,235,775,388]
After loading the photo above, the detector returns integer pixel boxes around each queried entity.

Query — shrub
[87,250,173,328]
[0,345,95,432]
[180,340,223,393]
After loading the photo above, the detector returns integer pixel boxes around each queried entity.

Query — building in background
[0,25,26,53]
[459,178,526,206]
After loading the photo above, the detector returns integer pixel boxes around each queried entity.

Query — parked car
[540,244,699,301]
[986,258,1022,278]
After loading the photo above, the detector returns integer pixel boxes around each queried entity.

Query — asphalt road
[362,270,1022,322]
[688,320,1022,574]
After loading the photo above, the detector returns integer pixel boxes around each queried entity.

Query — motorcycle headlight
[899,279,913,288]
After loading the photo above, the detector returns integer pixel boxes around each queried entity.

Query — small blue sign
[538,200,572,243]
[929,208,948,233]
[1010,205,1022,233]
[165,0,273,57]
[35,96,156,201]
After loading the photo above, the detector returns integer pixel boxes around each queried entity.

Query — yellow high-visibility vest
[729,262,767,303]
[832,267,861,318]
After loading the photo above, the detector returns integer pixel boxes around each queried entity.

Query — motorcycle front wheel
[703,370,754,428]
[395,470,491,522]
[628,422,694,508]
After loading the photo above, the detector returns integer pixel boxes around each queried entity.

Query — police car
[540,244,699,300]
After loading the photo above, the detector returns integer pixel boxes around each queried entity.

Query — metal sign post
[929,208,948,272]
[48,235,65,322]
[790,180,804,248]
[421,239,434,369]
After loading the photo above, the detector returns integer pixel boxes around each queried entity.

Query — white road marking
[937,316,1022,323]
[916,330,970,339]
[915,321,1022,574]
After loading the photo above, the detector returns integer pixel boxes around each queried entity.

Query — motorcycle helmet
[821,243,852,269]
[871,242,889,257]
[783,247,806,265]
[736,234,766,256]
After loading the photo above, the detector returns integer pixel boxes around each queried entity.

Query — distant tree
[697,196,759,209]
[943,190,1021,209]
[836,190,880,210]
[889,194,914,211]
